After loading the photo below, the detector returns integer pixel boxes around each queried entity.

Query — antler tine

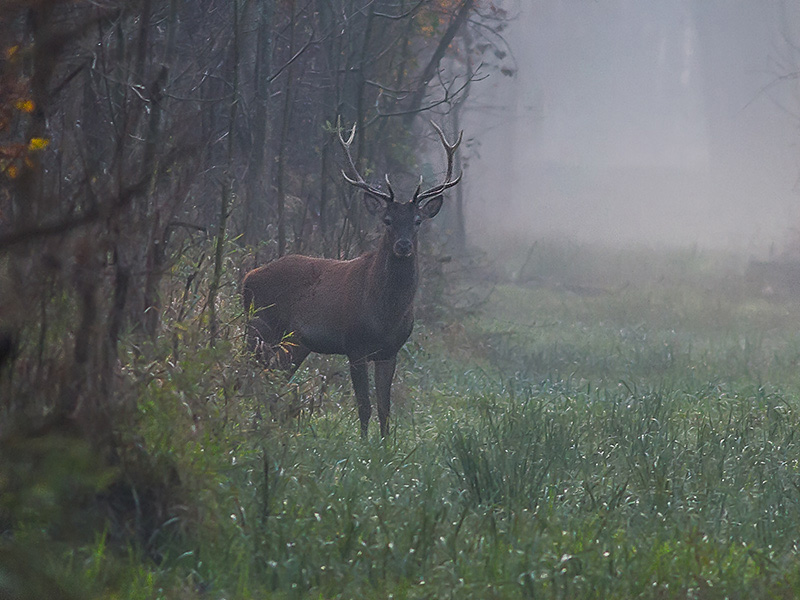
[345,120,357,145]
[384,174,396,201]
[430,120,463,152]
[413,175,423,199]
[415,121,464,204]
[337,117,394,202]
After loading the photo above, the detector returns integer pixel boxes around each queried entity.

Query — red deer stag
[242,121,462,438]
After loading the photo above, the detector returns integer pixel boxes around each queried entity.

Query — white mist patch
[462,0,800,254]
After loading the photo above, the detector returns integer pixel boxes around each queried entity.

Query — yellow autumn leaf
[28,137,49,151]
[6,165,18,178]
[5,45,19,60]
[15,99,35,113]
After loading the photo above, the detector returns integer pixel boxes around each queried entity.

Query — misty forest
[6,1,800,598]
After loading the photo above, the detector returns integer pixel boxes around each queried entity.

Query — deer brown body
[242,122,462,438]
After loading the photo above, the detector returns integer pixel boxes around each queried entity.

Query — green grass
[7,241,800,598]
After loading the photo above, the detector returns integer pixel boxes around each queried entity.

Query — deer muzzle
[393,239,414,258]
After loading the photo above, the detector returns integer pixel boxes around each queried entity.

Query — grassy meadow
[9,240,800,599]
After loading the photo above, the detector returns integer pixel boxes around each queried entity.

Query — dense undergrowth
[6,240,800,598]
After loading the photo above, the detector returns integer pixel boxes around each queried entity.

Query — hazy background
[464,0,800,255]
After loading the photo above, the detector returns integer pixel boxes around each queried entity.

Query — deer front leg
[350,360,371,438]
[374,356,397,438]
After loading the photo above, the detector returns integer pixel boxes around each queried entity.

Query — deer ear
[362,192,387,215]
[420,195,443,219]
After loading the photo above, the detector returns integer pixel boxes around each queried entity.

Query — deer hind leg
[245,315,277,364]
[285,342,311,375]
[349,360,371,438]
[374,357,397,438]
[245,315,265,355]
[247,316,308,372]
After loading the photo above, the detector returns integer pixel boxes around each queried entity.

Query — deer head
[338,120,462,258]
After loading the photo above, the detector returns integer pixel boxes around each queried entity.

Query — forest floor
[9,240,800,599]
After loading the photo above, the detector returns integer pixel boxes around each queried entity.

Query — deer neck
[368,233,419,317]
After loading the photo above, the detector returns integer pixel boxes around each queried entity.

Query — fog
[464,1,800,254]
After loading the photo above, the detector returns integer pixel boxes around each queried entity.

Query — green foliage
[8,240,800,598]
[0,433,113,600]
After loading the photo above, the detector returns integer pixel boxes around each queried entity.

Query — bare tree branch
[403,0,475,125]
[374,0,426,20]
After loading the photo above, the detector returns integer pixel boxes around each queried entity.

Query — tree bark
[209,0,241,346]
[275,0,297,257]
[403,0,474,126]
[243,0,274,247]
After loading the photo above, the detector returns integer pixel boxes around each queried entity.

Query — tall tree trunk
[451,103,467,252]
[140,66,169,338]
[352,3,377,252]
[244,0,274,248]
[403,0,474,126]
[316,0,346,256]
[450,25,473,252]
[209,0,241,346]
[275,0,297,257]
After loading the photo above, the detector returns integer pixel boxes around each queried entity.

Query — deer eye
[383,216,393,226]
[414,216,422,227]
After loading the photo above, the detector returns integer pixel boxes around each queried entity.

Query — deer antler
[337,118,395,203]
[414,121,463,205]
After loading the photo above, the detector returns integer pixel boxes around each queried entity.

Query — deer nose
[393,239,413,257]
